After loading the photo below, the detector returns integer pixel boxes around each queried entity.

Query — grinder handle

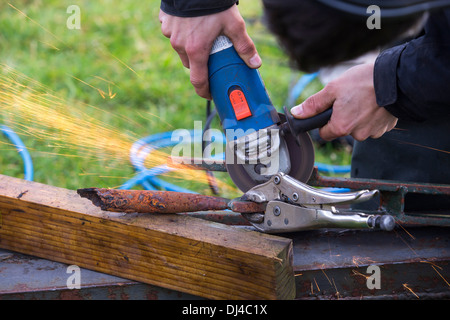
[283,106,332,134]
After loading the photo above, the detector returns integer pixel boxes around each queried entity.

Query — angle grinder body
[207,36,322,192]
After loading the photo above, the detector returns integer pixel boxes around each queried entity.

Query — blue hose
[315,163,351,174]
[122,130,215,192]
[1,125,34,181]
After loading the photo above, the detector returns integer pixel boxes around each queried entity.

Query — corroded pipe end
[77,188,110,211]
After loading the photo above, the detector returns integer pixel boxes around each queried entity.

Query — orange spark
[38,40,60,51]
[397,224,416,240]
[137,111,175,129]
[431,265,450,287]
[351,269,370,280]
[93,76,117,86]
[403,283,419,299]
[389,138,450,154]
[108,84,117,99]
[69,75,107,99]
[352,256,376,267]
[394,229,418,257]
[313,277,320,292]
[8,3,66,45]
[421,261,450,287]
[332,278,340,299]
[0,64,237,194]
[109,53,141,78]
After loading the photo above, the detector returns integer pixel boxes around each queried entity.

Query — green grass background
[0,0,350,196]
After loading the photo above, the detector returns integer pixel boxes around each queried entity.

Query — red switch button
[229,89,252,120]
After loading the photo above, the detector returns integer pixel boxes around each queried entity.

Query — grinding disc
[226,116,315,192]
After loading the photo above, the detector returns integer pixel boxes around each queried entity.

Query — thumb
[224,27,261,69]
[291,86,335,119]
[235,35,261,69]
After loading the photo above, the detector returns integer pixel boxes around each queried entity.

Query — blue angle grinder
[208,36,332,192]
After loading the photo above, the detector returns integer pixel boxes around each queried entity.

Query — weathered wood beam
[0,174,295,299]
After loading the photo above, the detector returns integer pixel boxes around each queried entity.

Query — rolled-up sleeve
[160,0,238,17]
[374,9,450,122]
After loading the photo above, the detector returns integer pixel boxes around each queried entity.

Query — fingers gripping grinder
[207,36,394,232]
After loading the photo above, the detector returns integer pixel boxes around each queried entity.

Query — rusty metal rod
[77,188,265,214]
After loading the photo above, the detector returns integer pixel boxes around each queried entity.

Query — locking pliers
[234,172,395,233]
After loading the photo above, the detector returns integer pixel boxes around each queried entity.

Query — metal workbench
[1,225,448,300]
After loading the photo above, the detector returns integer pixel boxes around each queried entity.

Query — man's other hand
[290,63,398,141]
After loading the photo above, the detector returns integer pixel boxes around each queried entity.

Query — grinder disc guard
[226,124,315,193]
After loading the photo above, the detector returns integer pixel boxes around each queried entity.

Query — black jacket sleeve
[160,0,238,17]
[374,9,450,122]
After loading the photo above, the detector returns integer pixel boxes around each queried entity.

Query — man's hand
[290,63,397,141]
[159,5,261,99]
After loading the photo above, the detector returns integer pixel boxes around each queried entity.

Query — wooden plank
[0,174,295,299]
